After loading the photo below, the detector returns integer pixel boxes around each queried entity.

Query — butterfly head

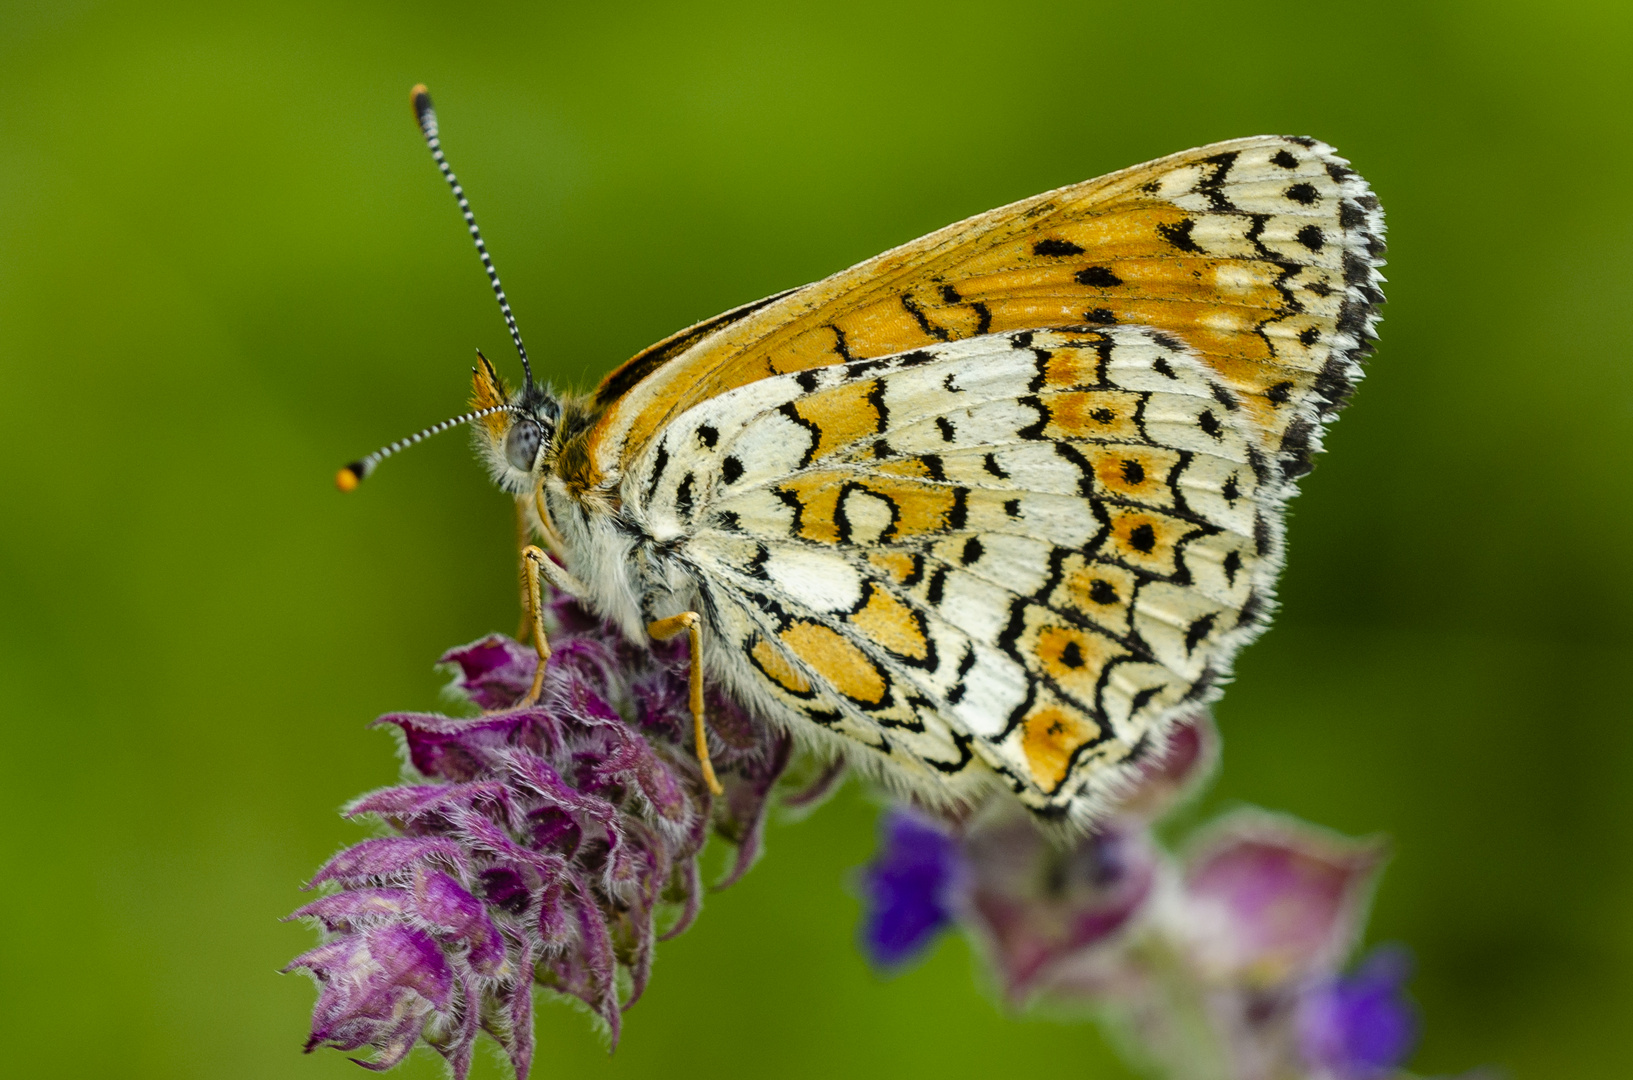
[469,351,570,495]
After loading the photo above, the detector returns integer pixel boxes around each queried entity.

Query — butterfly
[341,86,1385,830]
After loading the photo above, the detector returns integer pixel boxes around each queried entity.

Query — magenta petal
[413,869,507,976]
[440,634,538,710]
[308,837,469,888]
[286,887,410,931]
[1180,812,1386,984]
[365,925,456,1010]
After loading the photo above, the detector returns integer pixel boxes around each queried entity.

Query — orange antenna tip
[411,85,434,127]
[335,463,363,492]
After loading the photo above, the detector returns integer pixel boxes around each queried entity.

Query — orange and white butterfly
[342,87,1385,831]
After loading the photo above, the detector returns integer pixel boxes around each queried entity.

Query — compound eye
[504,419,543,471]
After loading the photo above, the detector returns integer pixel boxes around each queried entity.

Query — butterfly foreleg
[646,611,724,796]
[518,544,592,707]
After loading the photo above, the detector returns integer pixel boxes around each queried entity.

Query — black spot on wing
[777,401,821,468]
[1184,613,1217,653]
[675,472,696,519]
[1075,266,1123,287]
[1197,151,1239,211]
[1034,238,1086,257]
[901,294,950,341]
[926,567,948,605]
[1284,182,1318,205]
[1279,418,1317,479]
[1157,218,1203,253]
[972,301,993,334]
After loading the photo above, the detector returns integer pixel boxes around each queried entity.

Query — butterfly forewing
[586,135,1384,496]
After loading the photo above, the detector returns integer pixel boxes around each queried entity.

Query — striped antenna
[336,403,512,491]
[411,84,535,392]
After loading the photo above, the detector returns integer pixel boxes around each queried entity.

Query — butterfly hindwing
[629,327,1279,821]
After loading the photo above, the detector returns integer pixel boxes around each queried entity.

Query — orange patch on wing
[831,296,946,357]
[862,477,958,539]
[793,379,883,461]
[751,636,811,694]
[777,473,959,545]
[1041,390,1144,441]
[1037,346,1104,390]
[1034,624,1123,702]
[1058,558,1137,634]
[1086,446,1178,503]
[780,621,886,705]
[867,551,920,585]
[775,473,844,544]
[1103,506,1197,575]
[848,584,928,661]
[1020,705,1101,791]
[870,457,933,478]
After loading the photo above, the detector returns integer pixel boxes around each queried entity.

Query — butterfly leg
[647,612,724,796]
[518,544,590,707]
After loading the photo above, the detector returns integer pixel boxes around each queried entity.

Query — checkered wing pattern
[630,327,1287,821]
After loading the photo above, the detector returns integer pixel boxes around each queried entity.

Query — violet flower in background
[1297,947,1420,1080]
[286,599,792,1078]
[860,810,963,969]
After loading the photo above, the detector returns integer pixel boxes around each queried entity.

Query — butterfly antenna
[336,403,513,491]
[411,84,535,393]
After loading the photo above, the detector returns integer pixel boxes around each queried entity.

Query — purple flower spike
[1179,813,1386,985]
[861,810,964,970]
[288,596,797,1076]
[962,815,1155,1001]
[1297,946,1420,1079]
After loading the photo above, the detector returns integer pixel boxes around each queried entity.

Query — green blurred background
[2,1,1630,1077]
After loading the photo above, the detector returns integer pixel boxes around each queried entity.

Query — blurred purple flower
[964,816,1157,1002]
[852,713,1454,1080]
[1177,813,1386,986]
[286,598,793,1078]
[1297,946,1420,1079]
[860,810,963,969]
